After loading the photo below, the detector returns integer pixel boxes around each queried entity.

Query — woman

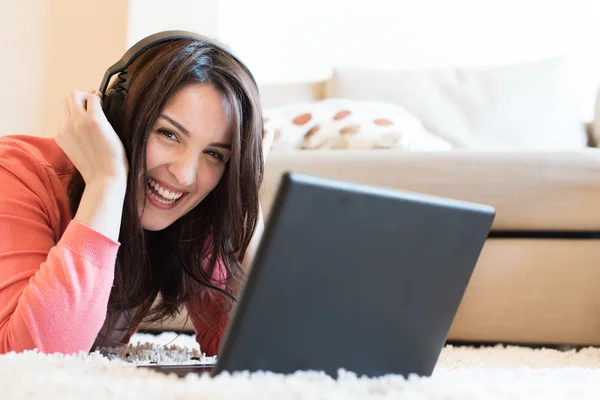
[0,34,272,356]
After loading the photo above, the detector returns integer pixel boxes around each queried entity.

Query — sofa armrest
[589,86,600,147]
[262,150,600,231]
[585,122,597,147]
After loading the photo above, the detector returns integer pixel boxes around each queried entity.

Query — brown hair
[67,38,263,338]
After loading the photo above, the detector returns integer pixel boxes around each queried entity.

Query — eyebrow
[159,114,232,150]
[160,114,189,136]
[211,142,232,150]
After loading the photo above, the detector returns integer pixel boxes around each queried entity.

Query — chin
[141,218,175,231]
[138,190,203,232]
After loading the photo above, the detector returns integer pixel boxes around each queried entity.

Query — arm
[0,149,126,354]
[73,177,127,242]
[185,206,265,356]
[185,291,229,357]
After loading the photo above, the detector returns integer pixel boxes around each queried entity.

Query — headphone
[98,30,258,123]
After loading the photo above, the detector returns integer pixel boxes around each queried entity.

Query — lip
[145,178,189,211]
[148,177,189,195]
[145,186,177,210]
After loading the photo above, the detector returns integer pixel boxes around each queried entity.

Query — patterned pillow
[262,98,452,151]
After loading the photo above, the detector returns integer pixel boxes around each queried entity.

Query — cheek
[145,139,166,171]
[195,162,226,193]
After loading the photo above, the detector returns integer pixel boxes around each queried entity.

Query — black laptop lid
[214,172,495,378]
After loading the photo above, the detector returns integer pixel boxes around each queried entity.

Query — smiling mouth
[146,178,186,206]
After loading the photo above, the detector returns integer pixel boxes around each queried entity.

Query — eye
[205,150,225,162]
[156,128,179,142]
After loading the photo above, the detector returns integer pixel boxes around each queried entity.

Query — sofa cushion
[261,149,600,231]
[263,98,452,151]
[325,58,587,150]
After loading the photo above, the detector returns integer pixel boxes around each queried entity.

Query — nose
[167,154,198,188]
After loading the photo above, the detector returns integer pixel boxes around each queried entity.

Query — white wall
[127,0,219,45]
[3,0,599,136]
[215,0,600,121]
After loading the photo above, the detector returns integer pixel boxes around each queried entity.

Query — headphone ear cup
[102,89,124,127]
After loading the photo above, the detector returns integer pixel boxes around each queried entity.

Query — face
[139,83,233,231]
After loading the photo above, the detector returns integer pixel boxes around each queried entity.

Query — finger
[63,95,72,117]
[67,91,88,116]
[86,93,104,117]
[87,88,104,99]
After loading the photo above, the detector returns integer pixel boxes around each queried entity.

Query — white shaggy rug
[2,332,600,399]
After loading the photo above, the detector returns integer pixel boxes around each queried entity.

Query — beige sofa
[143,57,600,347]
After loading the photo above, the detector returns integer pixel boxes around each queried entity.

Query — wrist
[74,174,128,242]
[82,177,128,208]
[85,174,128,193]
[82,162,128,186]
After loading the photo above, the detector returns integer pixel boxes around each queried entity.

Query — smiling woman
[0,31,272,357]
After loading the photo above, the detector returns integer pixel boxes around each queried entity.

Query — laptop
[139,172,495,378]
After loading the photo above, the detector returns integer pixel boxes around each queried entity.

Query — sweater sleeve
[185,256,230,356]
[0,159,120,354]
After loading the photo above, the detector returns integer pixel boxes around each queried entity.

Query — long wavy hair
[67,38,263,338]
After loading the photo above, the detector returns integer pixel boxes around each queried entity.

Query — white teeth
[149,189,175,205]
[163,188,175,199]
[146,178,184,204]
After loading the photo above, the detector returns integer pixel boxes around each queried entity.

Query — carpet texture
[1,332,600,399]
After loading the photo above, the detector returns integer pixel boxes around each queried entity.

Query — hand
[55,89,129,184]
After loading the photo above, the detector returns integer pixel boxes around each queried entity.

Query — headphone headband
[98,30,257,94]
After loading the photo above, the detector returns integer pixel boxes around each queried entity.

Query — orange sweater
[0,134,227,356]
